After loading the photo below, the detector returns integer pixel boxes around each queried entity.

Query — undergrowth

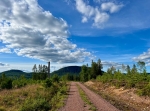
[0,76,68,111]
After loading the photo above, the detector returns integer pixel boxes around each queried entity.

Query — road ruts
[59,82,89,111]
[77,82,120,111]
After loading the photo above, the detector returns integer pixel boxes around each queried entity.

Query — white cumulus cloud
[0,0,91,63]
[101,2,123,13]
[133,49,150,66]
[75,0,123,28]
[0,47,12,53]
[102,61,124,69]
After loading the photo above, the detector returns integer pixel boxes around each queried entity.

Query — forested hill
[0,70,32,78]
[51,66,81,76]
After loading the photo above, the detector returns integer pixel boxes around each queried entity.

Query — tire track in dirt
[77,82,119,111]
[59,82,89,111]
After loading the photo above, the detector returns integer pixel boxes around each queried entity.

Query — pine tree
[137,61,146,73]
[80,65,88,82]
[126,65,131,75]
[32,64,37,73]
[97,59,103,76]
[131,64,138,74]
[91,61,98,79]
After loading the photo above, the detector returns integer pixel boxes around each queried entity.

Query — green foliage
[20,98,50,111]
[60,73,79,81]
[137,82,150,96]
[43,78,52,88]
[79,59,103,82]
[32,72,47,80]
[91,61,98,79]
[137,61,146,73]
[0,79,12,89]
[51,74,59,83]
[61,74,70,81]
[80,65,89,82]
[126,65,131,75]
[96,73,113,83]
[131,64,138,75]
[0,74,12,89]
[96,61,150,96]
[51,66,81,76]
[12,75,27,88]
[32,64,48,80]
[0,70,32,79]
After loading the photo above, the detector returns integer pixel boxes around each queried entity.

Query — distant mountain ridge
[0,66,81,78]
[51,66,81,76]
[0,69,32,78]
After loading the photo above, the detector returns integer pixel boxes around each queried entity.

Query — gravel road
[60,82,119,111]
[59,82,89,111]
[77,82,119,111]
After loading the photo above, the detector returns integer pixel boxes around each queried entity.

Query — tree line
[96,61,150,96]
[32,64,48,80]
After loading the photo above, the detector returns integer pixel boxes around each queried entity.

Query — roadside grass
[77,84,97,111]
[0,81,68,111]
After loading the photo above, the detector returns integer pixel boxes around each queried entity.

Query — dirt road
[59,82,89,111]
[77,82,119,111]
[60,82,119,111]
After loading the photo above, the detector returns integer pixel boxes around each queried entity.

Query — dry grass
[0,84,44,111]
[85,81,150,111]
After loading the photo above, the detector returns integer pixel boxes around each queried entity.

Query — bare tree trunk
[48,61,50,77]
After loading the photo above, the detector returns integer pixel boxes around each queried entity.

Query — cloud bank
[75,0,123,28]
[0,47,12,53]
[102,61,124,69]
[133,49,150,66]
[0,0,91,63]
[101,2,123,13]
[0,62,9,67]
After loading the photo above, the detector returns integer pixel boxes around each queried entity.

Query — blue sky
[0,0,150,72]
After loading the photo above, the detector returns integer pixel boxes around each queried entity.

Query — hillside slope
[51,66,81,76]
[0,70,32,78]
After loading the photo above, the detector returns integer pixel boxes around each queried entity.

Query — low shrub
[137,82,150,96]
[12,79,27,88]
[43,78,52,88]
[20,98,50,111]
[0,79,12,89]
[51,74,59,83]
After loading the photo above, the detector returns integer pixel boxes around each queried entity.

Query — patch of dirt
[85,81,94,86]
[85,81,150,111]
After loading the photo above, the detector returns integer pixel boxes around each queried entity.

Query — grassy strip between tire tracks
[77,84,97,111]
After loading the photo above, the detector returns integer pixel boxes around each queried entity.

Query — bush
[51,74,59,83]
[0,79,12,89]
[137,82,150,96]
[60,85,67,95]
[20,98,50,111]
[12,79,27,88]
[43,78,52,88]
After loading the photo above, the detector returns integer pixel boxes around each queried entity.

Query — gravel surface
[77,82,120,111]
[59,82,89,111]
[60,82,119,111]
